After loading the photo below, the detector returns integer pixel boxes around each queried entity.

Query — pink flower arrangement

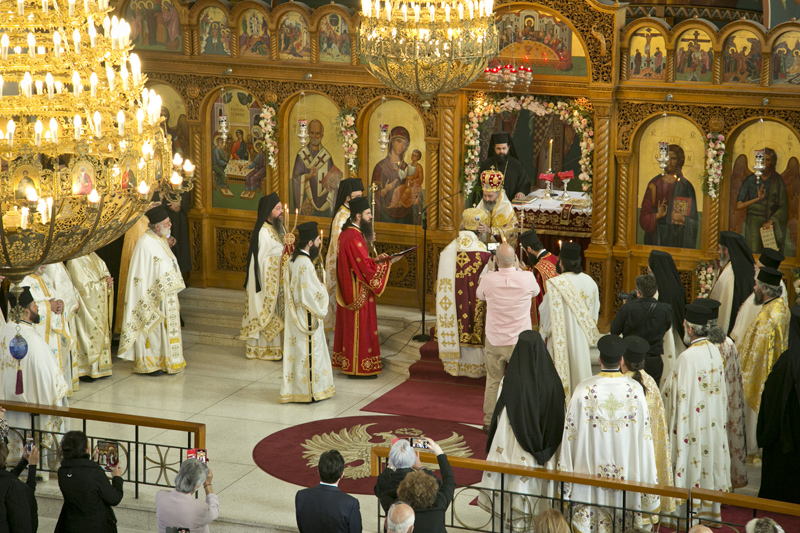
[259,105,279,170]
[336,109,359,173]
[701,133,726,199]
[695,260,717,298]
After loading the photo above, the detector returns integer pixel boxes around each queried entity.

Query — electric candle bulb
[172,152,183,169]
[72,71,81,95]
[88,24,96,47]
[183,159,195,177]
[68,0,74,16]
[137,181,149,195]
[136,108,144,134]
[53,32,61,58]
[414,3,420,22]
[37,199,47,224]
[445,4,450,22]
[6,119,14,147]
[111,26,118,50]
[50,117,58,143]
[170,171,183,188]
[138,158,145,170]
[26,188,37,202]
[401,3,407,21]
[363,0,371,17]
[458,2,463,19]
[120,21,131,47]
[22,72,32,97]
[73,115,81,140]
[18,0,24,16]
[87,189,100,203]
[120,64,128,90]
[37,46,44,55]
[93,111,101,137]
[117,110,124,136]
[90,72,98,98]
[42,0,47,12]
[106,65,115,91]
[55,81,62,94]
[130,54,141,85]
[385,0,391,20]
[73,30,81,55]
[45,72,53,99]
[83,0,89,13]
[35,80,42,95]
[34,120,42,147]
[374,0,379,18]
[27,33,35,58]
[0,76,3,100]
[1,35,7,61]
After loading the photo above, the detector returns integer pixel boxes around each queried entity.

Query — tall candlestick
[548,139,553,171]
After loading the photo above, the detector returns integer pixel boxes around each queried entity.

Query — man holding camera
[476,243,539,432]
[610,274,673,384]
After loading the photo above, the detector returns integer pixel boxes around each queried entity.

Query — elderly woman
[374,438,440,512]
[156,459,218,533]
[397,439,454,533]
[55,431,123,533]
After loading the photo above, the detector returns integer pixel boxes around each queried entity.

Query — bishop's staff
[369,181,378,256]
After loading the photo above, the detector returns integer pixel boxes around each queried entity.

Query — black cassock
[758,307,800,504]
[466,155,530,207]
[156,190,192,274]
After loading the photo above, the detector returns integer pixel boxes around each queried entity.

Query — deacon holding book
[241,193,286,361]
[332,196,400,378]
[119,206,186,374]
[280,221,336,403]
[324,178,364,346]
[638,144,699,249]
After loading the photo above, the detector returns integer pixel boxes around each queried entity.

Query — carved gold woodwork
[614,153,631,248]
[591,104,612,246]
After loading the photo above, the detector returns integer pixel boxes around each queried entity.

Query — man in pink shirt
[477,243,540,431]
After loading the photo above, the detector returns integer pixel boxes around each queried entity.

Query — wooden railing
[370,446,800,530]
[2,400,206,498]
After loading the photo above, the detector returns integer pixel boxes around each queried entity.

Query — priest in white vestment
[738,267,790,457]
[478,330,565,530]
[66,252,114,380]
[694,298,748,488]
[0,287,69,470]
[539,242,600,398]
[279,222,335,403]
[730,248,789,344]
[435,208,491,378]
[324,178,363,348]
[44,263,80,392]
[475,168,519,249]
[662,303,731,528]
[21,266,71,393]
[710,231,754,335]
[241,193,285,361]
[119,206,186,374]
[558,335,658,533]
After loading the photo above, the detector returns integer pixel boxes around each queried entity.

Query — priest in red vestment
[333,196,400,377]
[519,229,558,331]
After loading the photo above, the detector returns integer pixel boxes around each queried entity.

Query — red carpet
[252,415,487,494]
[361,335,486,424]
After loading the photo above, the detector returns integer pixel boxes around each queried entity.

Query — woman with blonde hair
[533,509,569,533]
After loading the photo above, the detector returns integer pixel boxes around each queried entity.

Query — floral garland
[336,107,359,173]
[463,95,594,197]
[701,133,725,199]
[695,259,717,298]
[259,104,279,170]
[792,267,800,305]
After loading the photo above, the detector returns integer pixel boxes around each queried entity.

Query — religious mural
[150,82,189,159]
[771,31,800,85]
[210,89,264,209]
[723,30,762,84]
[627,27,667,81]
[319,13,351,63]
[287,94,345,217]
[238,9,271,57]
[727,120,800,256]
[278,12,311,61]
[368,99,426,225]
[636,116,704,249]
[490,9,587,77]
[675,29,714,83]
[199,7,231,56]
[126,0,182,52]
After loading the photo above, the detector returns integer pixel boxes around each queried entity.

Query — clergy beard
[754,287,765,305]
[28,311,41,324]
[359,219,374,241]
[556,261,563,275]
[308,244,320,261]
[270,216,285,238]
[495,153,508,166]
[522,249,536,268]
[483,199,497,212]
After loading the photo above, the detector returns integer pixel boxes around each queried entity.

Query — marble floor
[19,289,766,532]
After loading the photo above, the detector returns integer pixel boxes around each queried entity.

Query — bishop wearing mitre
[475,168,519,249]
[280,221,335,403]
[119,206,186,374]
[241,193,286,361]
[66,252,114,381]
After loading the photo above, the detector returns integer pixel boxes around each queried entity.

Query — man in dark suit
[610,273,673,384]
[296,449,362,533]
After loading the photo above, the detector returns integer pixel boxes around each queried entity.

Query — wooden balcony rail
[371,446,800,519]
[0,400,206,449]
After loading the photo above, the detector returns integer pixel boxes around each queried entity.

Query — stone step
[182,306,242,328]
[179,287,246,311]
[181,323,245,348]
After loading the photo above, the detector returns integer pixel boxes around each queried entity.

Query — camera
[407,437,428,449]
[25,438,33,454]
[618,290,638,302]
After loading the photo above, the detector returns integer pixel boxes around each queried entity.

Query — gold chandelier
[359,0,499,108]
[0,0,194,283]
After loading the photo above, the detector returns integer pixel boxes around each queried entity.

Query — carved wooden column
[706,194,720,256]
[712,54,722,84]
[620,50,629,81]
[666,53,674,82]
[762,53,770,86]
[192,26,200,56]
[311,33,319,63]
[437,94,457,232]
[230,25,239,58]
[350,33,359,66]
[426,139,440,229]
[270,29,279,60]
[183,28,193,56]
[591,104,612,246]
[190,124,204,211]
[614,153,631,247]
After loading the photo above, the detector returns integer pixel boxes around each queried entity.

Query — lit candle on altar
[548,138,553,170]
